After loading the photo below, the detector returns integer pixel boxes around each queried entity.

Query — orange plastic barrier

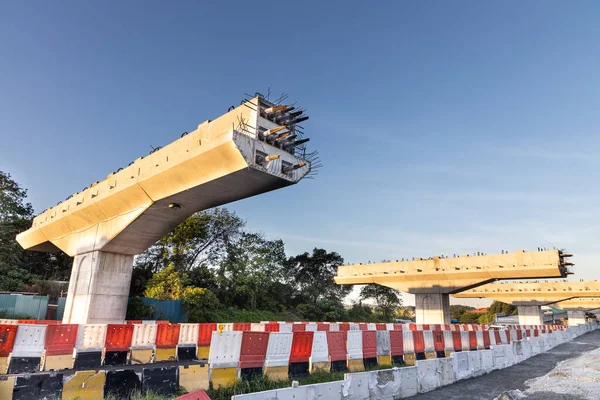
[264,323,279,333]
[375,324,387,331]
[362,330,377,358]
[156,323,180,348]
[44,324,78,356]
[393,324,403,331]
[412,331,425,353]
[198,323,217,346]
[174,388,211,400]
[126,320,142,325]
[290,332,314,363]
[468,331,477,350]
[17,320,36,324]
[239,331,269,368]
[0,325,18,357]
[35,320,61,325]
[389,331,404,356]
[483,331,491,349]
[233,323,251,331]
[338,323,350,332]
[317,323,329,332]
[494,330,502,345]
[358,323,368,331]
[452,331,462,351]
[291,324,305,332]
[433,330,445,352]
[105,324,134,352]
[408,324,417,331]
[326,331,346,361]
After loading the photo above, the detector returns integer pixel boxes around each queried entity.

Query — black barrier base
[364,357,378,369]
[331,360,347,372]
[105,369,141,399]
[391,355,405,365]
[142,366,177,396]
[289,362,310,378]
[104,351,128,366]
[8,357,41,374]
[436,351,446,358]
[416,352,426,360]
[13,373,63,400]
[240,367,263,381]
[74,351,102,369]
[177,346,197,361]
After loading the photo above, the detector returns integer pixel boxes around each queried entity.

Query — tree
[450,305,475,320]
[182,287,222,322]
[288,248,351,306]
[488,301,517,316]
[144,264,188,300]
[359,284,402,321]
[135,208,245,273]
[459,311,480,323]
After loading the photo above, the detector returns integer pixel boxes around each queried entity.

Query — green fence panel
[56,297,66,320]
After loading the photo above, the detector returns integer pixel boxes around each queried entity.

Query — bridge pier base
[62,251,134,324]
[415,293,450,324]
[517,305,543,325]
[567,310,587,326]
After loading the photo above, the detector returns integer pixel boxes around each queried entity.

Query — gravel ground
[412,329,600,400]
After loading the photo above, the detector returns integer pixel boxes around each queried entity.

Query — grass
[205,362,406,400]
[104,390,178,400]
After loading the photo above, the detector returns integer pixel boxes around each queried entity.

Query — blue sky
[2,2,600,306]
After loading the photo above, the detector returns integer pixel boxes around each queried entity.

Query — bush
[126,297,156,320]
[182,287,221,322]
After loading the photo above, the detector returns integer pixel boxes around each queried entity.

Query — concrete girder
[334,250,570,294]
[452,281,600,306]
[552,298,600,311]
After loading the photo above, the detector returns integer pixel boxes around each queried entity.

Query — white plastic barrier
[443,331,454,351]
[131,323,157,350]
[264,332,293,368]
[480,350,494,373]
[376,330,390,357]
[141,320,156,324]
[278,323,293,333]
[476,331,485,349]
[76,324,107,352]
[367,323,376,331]
[386,323,394,331]
[305,323,317,332]
[12,324,46,357]
[499,330,509,345]
[329,323,339,332]
[219,323,234,332]
[178,323,199,346]
[423,331,435,352]
[208,331,242,369]
[417,359,441,393]
[402,331,414,354]
[310,331,329,364]
[250,323,265,332]
[347,331,363,360]
[460,331,470,351]
[0,319,18,325]
[349,323,360,331]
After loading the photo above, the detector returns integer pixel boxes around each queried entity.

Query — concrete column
[567,310,587,326]
[517,305,543,325]
[62,251,134,324]
[415,293,450,324]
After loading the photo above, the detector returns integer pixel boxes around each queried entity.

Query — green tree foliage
[182,287,222,322]
[488,300,518,316]
[359,284,403,321]
[0,171,72,290]
[144,264,188,300]
[126,297,156,320]
[450,304,475,320]
[459,311,481,323]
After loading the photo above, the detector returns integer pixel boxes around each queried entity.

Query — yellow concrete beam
[453,280,600,305]
[552,297,600,311]
[334,250,570,294]
[17,96,311,256]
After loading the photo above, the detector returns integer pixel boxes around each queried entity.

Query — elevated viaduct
[334,250,571,324]
[453,281,600,326]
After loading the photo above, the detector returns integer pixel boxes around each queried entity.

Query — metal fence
[0,294,49,319]
[138,298,187,323]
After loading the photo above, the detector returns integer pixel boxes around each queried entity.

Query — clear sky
[2,2,600,307]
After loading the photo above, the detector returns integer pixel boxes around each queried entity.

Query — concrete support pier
[567,310,587,326]
[415,293,451,324]
[517,305,543,325]
[62,251,134,324]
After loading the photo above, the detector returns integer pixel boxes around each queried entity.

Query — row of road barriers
[234,322,598,400]
[0,320,591,399]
